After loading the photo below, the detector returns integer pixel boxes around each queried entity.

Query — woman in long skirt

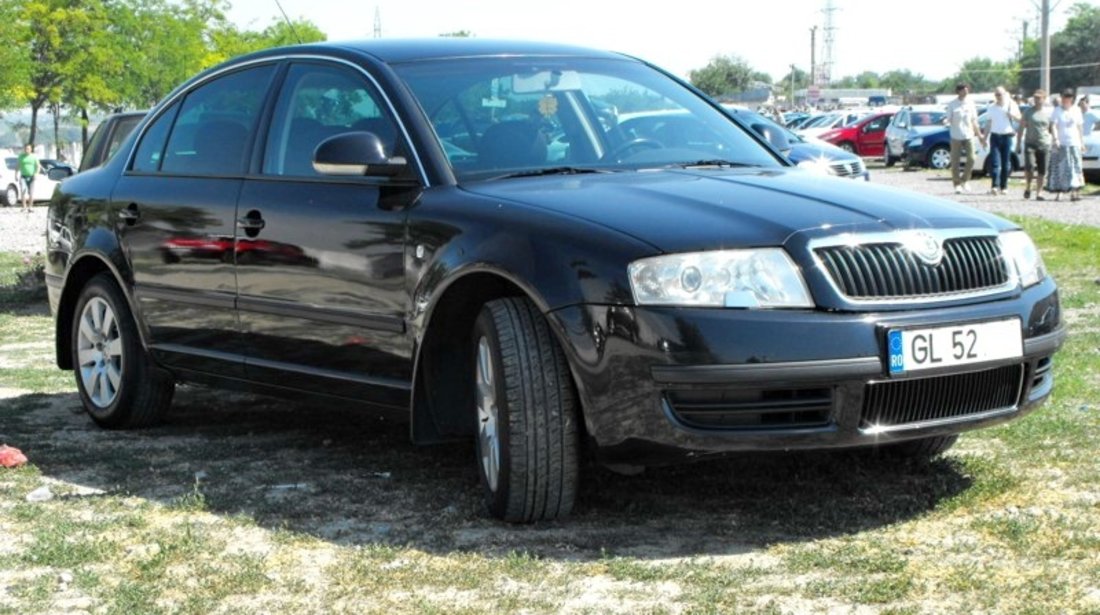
[1047,89,1086,201]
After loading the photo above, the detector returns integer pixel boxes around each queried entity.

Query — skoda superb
[46,40,1065,522]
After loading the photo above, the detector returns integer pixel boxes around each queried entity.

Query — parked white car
[3,157,63,206]
[1083,131,1100,183]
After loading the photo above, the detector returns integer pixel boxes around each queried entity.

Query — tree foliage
[0,0,326,146]
[1019,2,1100,93]
[689,55,756,96]
[944,57,1020,93]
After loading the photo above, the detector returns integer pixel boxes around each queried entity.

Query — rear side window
[159,65,276,176]
[132,105,179,173]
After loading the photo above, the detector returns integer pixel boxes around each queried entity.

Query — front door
[858,114,892,157]
[236,61,417,407]
[113,64,277,375]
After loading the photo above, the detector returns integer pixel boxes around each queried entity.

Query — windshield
[802,114,839,128]
[393,57,781,181]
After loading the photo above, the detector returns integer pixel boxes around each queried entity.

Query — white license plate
[887,318,1022,375]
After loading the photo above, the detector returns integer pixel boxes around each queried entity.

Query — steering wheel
[602,138,663,162]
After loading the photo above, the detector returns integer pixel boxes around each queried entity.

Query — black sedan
[45,39,1065,522]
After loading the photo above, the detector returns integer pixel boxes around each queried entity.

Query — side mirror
[753,124,792,154]
[312,131,407,177]
[48,167,74,181]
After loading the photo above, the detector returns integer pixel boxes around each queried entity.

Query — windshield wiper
[492,166,610,180]
[675,159,759,169]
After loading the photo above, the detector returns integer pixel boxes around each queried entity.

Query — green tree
[945,57,1019,93]
[689,55,756,96]
[879,69,934,95]
[780,66,810,92]
[1019,3,1100,93]
[0,1,27,110]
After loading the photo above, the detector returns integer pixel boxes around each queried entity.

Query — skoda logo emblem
[907,231,943,266]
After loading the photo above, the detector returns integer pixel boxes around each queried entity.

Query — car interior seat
[477,120,547,171]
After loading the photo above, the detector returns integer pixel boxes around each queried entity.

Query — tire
[876,435,958,459]
[884,153,897,167]
[72,273,174,428]
[839,142,856,154]
[2,184,17,207]
[472,297,579,522]
[928,146,951,170]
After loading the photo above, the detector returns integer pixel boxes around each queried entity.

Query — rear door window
[159,65,277,176]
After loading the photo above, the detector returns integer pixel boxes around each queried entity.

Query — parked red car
[818,112,894,157]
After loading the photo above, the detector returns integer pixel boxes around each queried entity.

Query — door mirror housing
[752,123,792,155]
[312,131,407,177]
[48,167,74,181]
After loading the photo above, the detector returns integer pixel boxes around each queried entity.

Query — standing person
[1079,96,1099,137]
[946,83,985,194]
[16,144,38,213]
[1047,90,1085,202]
[983,86,1021,195]
[1017,89,1052,200]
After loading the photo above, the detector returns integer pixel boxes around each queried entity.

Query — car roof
[251,39,631,65]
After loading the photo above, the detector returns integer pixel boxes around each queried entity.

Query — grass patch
[0,217,1096,614]
[0,252,46,307]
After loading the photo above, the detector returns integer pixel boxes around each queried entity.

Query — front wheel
[928,145,951,170]
[472,297,579,522]
[839,142,856,154]
[72,273,174,428]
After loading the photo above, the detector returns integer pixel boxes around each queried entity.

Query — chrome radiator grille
[815,236,1009,300]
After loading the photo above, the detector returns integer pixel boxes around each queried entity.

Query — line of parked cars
[793,101,1098,184]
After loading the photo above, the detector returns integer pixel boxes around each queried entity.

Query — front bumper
[549,280,1064,465]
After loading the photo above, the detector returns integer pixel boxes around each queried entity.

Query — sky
[226,0,1095,83]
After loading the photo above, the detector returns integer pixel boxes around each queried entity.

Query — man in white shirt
[1079,96,1099,137]
[945,83,986,193]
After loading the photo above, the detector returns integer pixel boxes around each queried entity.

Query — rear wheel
[928,145,951,170]
[884,153,897,167]
[72,273,174,428]
[2,184,17,207]
[472,297,579,522]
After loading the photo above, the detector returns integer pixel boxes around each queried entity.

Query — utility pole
[373,6,382,38]
[1040,0,1050,93]
[789,63,796,106]
[810,26,817,86]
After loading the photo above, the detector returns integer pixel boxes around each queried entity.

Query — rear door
[235,60,419,407]
[112,64,278,375]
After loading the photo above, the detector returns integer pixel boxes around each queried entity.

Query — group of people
[947,82,1097,201]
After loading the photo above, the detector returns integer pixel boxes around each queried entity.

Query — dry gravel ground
[1,163,1097,257]
[0,165,1098,613]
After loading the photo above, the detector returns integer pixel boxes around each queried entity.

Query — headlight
[628,249,814,308]
[796,158,837,176]
[999,231,1046,288]
[907,137,923,148]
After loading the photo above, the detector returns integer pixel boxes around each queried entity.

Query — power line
[957,60,1100,74]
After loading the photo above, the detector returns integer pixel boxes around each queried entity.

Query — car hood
[461,168,1009,253]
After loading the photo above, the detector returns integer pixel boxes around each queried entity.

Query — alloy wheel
[77,296,123,408]
[475,336,501,492]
